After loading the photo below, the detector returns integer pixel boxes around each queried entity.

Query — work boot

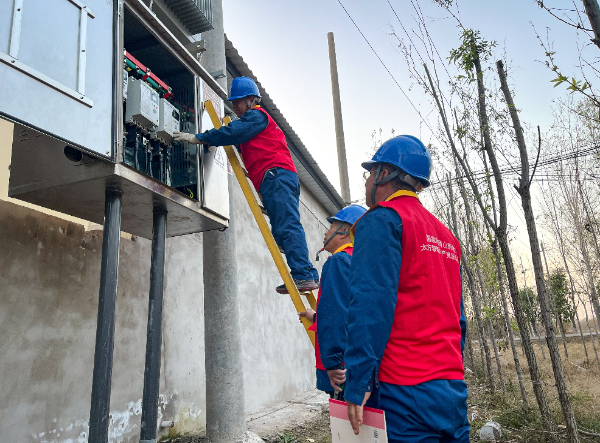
[276,279,319,294]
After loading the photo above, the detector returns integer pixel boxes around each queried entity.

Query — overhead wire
[335,0,436,135]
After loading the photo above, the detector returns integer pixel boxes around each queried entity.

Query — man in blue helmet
[298,205,367,399]
[343,135,469,443]
[173,76,319,293]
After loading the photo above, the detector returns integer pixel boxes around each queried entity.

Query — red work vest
[239,106,297,191]
[370,192,463,385]
[309,244,353,371]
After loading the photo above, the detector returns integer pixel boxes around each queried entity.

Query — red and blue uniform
[345,190,469,443]
[196,107,318,282]
[308,243,353,394]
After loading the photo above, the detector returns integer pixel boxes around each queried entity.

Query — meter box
[125,77,159,129]
[154,98,180,143]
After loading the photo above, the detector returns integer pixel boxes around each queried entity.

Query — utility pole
[200,2,259,442]
[327,32,351,203]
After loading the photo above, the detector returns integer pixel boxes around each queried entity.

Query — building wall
[0,120,329,442]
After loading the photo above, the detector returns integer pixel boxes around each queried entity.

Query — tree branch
[529,125,542,187]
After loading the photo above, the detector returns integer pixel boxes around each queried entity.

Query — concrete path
[246,389,330,440]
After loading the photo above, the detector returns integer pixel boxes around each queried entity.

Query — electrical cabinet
[1,0,231,237]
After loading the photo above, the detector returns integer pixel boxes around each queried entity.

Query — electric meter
[125,77,160,129]
[154,98,180,143]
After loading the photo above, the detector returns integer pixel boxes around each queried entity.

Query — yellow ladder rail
[204,100,316,347]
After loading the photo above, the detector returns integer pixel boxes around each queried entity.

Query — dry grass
[467,339,600,442]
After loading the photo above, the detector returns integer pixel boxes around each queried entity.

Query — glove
[173,131,201,144]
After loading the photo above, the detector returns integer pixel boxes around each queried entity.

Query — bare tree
[424,60,554,431]
[497,59,579,442]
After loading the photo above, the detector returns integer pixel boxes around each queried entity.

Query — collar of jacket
[332,243,353,255]
[349,190,419,245]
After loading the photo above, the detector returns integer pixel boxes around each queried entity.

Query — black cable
[335,0,435,134]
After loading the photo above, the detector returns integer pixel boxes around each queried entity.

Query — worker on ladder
[173,77,319,293]
[298,205,366,399]
[343,136,469,442]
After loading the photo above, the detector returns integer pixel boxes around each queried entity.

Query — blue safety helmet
[228,76,261,101]
[327,204,367,225]
[362,135,431,188]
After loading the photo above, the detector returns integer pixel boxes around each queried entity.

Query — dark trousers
[374,380,470,443]
[259,168,319,281]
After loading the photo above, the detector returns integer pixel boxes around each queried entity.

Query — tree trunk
[465,322,476,372]
[492,243,529,404]
[542,242,569,359]
[547,183,590,358]
[476,254,506,392]
[423,62,554,435]
[582,0,600,49]
[579,280,600,365]
[464,260,496,391]
[498,59,579,443]
[482,155,528,403]
[456,169,505,392]
[575,222,600,329]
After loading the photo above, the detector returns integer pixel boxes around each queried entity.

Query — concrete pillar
[327,32,351,203]
[201,0,227,91]
[200,3,260,442]
[203,176,247,443]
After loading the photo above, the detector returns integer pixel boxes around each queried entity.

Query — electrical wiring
[335,0,435,135]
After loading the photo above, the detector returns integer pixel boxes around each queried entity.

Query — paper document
[329,399,388,442]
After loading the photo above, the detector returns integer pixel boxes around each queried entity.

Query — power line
[335,0,435,134]
[430,143,600,186]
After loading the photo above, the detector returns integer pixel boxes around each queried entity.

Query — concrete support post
[89,188,123,443]
[140,207,168,443]
[201,2,257,442]
[203,176,247,443]
[327,32,351,203]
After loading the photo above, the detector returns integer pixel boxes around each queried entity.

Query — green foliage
[449,29,497,80]
[550,73,589,94]
[548,269,575,321]
[482,306,497,320]
[510,318,519,333]
[277,433,299,443]
[519,287,540,325]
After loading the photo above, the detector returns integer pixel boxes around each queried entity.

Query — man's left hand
[327,369,346,392]
[347,392,372,435]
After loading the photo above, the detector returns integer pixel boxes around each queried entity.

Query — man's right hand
[327,368,346,392]
[347,391,372,435]
[298,309,315,323]
[173,131,201,144]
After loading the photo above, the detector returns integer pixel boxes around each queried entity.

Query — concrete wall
[0,120,330,442]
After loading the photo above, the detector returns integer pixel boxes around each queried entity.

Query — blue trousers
[371,380,469,443]
[259,168,319,281]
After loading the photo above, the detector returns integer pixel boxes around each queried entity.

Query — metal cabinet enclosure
[0,0,114,155]
[0,0,231,238]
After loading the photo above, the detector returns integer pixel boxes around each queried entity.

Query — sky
[222,0,595,282]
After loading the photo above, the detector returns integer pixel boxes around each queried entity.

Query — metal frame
[125,0,227,100]
[9,0,23,58]
[2,0,95,106]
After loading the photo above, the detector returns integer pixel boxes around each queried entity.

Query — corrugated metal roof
[224,36,345,216]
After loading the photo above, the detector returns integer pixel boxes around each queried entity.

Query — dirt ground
[164,340,600,443]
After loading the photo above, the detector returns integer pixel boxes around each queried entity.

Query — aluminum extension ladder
[204,100,317,347]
